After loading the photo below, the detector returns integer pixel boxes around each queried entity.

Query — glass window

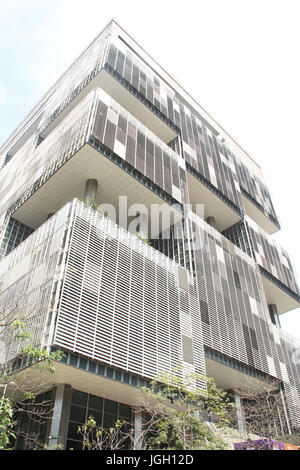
[72,390,88,407]
[103,413,117,429]
[66,439,83,450]
[69,404,86,423]
[104,399,118,414]
[88,395,103,411]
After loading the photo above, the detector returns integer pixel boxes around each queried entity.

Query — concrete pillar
[134,410,143,450]
[269,304,281,328]
[48,384,72,450]
[136,213,148,240]
[235,394,246,432]
[84,179,98,201]
[206,216,217,230]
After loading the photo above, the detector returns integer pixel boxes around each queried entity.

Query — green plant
[77,416,131,450]
[0,397,15,450]
[136,234,151,246]
[76,369,230,451]
[80,198,99,211]
[0,316,65,450]
[141,370,230,450]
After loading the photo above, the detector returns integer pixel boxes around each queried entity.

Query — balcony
[0,199,201,395]
[245,217,300,315]
[7,89,184,237]
[186,163,243,232]
[241,188,280,235]
[259,268,300,315]
[235,159,280,235]
[39,66,178,147]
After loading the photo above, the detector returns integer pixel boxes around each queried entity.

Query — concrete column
[206,216,217,230]
[134,410,143,450]
[84,179,98,201]
[235,394,246,432]
[137,213,149,240]
[269,304,281,328]
[48,384,72,450]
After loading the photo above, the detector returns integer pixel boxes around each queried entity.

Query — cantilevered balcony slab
[8,362,146,407]
[241,192,280,235]
[187,171,243,232]
[260,269,300,315]
[205,356,277,394]
[11,142,183,236]
[40,68,178,145]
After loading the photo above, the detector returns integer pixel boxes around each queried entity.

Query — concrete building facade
[0,20,299,449]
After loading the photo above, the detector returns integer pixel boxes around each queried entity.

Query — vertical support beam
[268,304,281,328]
[235,394,246,432]
[84,179,98,201]
[206,216,217,230]
[48,384,72,450]
[134,410,142,450]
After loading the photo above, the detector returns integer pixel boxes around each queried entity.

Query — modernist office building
[0,20,299,449]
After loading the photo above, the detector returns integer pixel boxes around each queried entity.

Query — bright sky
[0,0,299,339]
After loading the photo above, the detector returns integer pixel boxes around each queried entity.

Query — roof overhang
[260,273,300,315]
[12,143,183,237]
[242,195,279,235]
[8,362,146,407]
[205,357,276,393]
[187,171,242,232]
[41,68,178,145]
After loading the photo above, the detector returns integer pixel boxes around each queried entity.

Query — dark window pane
[103,413,117,429]
[79,357,87,370]
[88,395,103,411]
[66,439,83,450]
[88,361,96,373]
[87,410,102,426]
[69,354,78,367]
[69,404,86,423]
[119,404,132,419]
[68,421,82,441]
[104,399,118,414]
[115,370,122,381]
[131,376,137,387]
[72,390,88,407]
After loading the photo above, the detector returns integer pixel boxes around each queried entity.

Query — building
[0,20,299,450]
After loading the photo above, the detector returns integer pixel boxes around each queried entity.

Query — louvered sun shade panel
[246,217,299,297]
[54,201,206,382]
[0,217,34,261]
[104,40,243,215]
[37,25,109,134]
[188,212,284,378]
[277,330,300,428]
[0,205,70,359]
[90,89,184,203]
[234,157,280,227]
[1,91,94,221]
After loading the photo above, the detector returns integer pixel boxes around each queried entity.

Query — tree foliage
[140,370,230,450]
[77,369,231,451]
[0,313,64,450]
[229,381,293,449]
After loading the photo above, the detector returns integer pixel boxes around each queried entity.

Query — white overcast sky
[0,0,299,339]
